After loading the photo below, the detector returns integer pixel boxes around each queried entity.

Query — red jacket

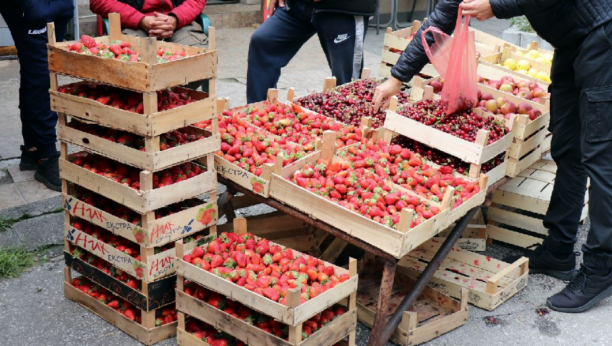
[90,0,205,31]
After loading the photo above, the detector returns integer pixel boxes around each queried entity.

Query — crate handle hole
[82,138,90,144]
[85,112,90,117]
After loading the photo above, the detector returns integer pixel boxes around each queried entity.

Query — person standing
[373,0,612,313]
[0,0,73,191]
[246,0,377,103]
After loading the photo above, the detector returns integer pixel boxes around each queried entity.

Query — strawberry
[191,246,205,259]
[263,287,280,301]
[210,255,223,268]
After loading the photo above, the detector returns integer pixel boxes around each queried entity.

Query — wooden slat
[488,206,548,235]
[486,224,544,248]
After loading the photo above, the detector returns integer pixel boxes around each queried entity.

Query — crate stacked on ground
[175,218,359,346]
[48,13,219,344]
[417,74,551,178]
[379,21,512,83]
[486,160,589,249]
[383,83,515,188]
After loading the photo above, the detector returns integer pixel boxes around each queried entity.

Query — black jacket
[391,0,612,83]
[289,0,378,16]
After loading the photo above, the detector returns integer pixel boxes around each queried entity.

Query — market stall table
[217,176,493,346]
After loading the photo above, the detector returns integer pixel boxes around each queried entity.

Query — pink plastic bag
[422,10,478,114]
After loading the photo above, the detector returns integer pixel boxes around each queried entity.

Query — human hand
[461,0,494,21]
[268,0,286,14]
[373,77,403,113]
[148,12,177,39]
[138,16,158,33]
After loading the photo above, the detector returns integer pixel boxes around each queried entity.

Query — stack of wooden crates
[48,14,220,344]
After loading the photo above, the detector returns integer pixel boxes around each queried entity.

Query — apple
[504,112,515,120]
[532,97,541,103]
[477,76,485,83]
[528,81,539,90]
[496,97,509,108]
[517,102,533,114]
[500,83,514,92]
[479,100,487,107]
[501,101,517,115]
[517,81,529,89]
[429,81,443,93]
[489,80,501,89]
[481,92,493,101]
[517,90,532,99]
[528,109,542,120]
[485,99,498,113]
[532,87,546,98]
[501,76,515,84]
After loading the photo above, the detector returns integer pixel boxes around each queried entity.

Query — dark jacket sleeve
[489,0,560,19]
[390,0,462,83]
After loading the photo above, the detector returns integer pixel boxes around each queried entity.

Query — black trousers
[543,20,612,271]
[246,0,368,103]
[0,1,70,158]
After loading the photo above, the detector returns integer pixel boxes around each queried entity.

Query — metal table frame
[218,177,480,346]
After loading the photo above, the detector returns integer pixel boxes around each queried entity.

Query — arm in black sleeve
[390,0,462,83]
[489,0,560,19]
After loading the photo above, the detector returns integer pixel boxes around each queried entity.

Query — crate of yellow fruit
[481,46,551,84]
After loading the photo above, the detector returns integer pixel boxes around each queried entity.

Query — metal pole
[376,206,479,345]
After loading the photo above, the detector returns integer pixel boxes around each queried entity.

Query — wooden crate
[175,289,357,346]
[270,139,487,259]
[65,251,176,311]
[51,83,217,137]
[57,116,219,172]
[357,269,468,346]
[63,189,217,248]
[60,152,217,213]
[487,160,589,248]
[175,218,359,328]
[47,14,217,92]
[63,275,177,345]
[379,23,505,82]
[384,86,515,166]
[541,132,552,154]
[398,239,529,311]
[435,208,487,252]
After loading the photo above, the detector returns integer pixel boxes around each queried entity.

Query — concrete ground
[2,17,610,346]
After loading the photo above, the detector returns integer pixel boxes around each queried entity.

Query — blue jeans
[246,0,368,103]
[0,0,72,158]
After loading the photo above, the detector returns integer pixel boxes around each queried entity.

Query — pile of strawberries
[338,140,482,207]
[392,136,505,175]
[295,79,410,129]
[71,247,142,290]
[57,82,198,114]
[67,35,189,63]
[398,99,509,144]
[68,119,206,151]
[195,115,310,176]
[185,282,347,341]
[184,317,244,346]
[68,152,205,190]
[234,102,363,149]
[291,158,441,229]
[183,232,350,304]
[70,277,177,325]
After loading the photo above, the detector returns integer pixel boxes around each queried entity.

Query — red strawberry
[210,255,223,268]
[263,287,280,301]
[191,246,205,259]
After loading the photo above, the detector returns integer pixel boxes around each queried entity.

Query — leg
[166,22,209,90]
[313,14,369,84]
[367,259,396,346]
[547,22,612,312]
[542,48,587,255]
[246,3,316,103]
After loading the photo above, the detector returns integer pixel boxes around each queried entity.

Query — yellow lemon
[536,71,550,81]
[517,59,531,71]
[527,68,539,78]
[503,58,517,70]
[514,51,524,56]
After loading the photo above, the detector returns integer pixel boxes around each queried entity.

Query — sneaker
[503,245,578,281]
[35,154,61,192]
[19,145,39,171]
[547,267,612,313]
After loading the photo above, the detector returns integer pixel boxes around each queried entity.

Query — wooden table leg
[367,258,398,346]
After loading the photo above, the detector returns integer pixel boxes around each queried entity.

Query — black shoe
[547,267,612,313]
[19,145,39,171]
[35,154,61,192]
[503,245,578,281]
